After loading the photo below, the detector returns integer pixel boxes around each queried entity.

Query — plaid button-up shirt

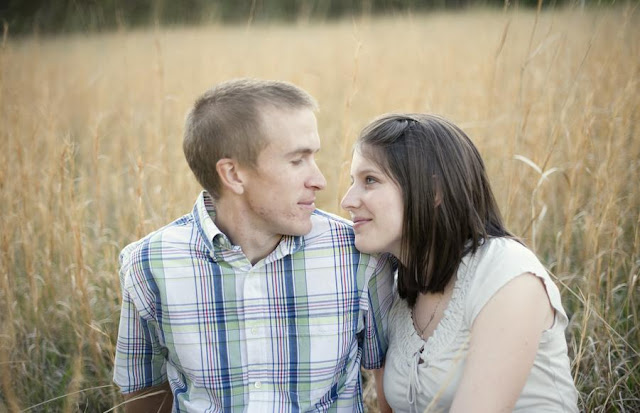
[113,191,395,412]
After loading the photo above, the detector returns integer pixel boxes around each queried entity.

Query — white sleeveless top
[383,238,579,412]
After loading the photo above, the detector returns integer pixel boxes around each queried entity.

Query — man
[113,78,395,412]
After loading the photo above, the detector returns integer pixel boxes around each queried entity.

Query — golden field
[1,6,639,412]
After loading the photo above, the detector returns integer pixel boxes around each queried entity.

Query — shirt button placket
[245,265,266,403]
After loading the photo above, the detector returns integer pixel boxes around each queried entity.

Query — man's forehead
[258,104,315,121]
[255,107,320,157]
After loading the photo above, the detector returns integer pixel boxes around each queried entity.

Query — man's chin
[285,222,313,237]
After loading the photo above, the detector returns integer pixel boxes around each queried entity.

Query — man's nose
[308,161,327,190]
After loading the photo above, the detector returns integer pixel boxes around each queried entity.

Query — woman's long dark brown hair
[357,113,513,307]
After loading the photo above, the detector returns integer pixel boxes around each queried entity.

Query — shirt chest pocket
[162,330,205,381]
[162,325,240,389]
[300,309,361,355]
[290,311,362,396]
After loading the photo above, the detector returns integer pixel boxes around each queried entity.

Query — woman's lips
[352,217,371,228]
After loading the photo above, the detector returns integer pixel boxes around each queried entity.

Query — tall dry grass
[1,5,638,412]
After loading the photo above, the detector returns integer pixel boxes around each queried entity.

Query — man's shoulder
[305,209,388,261]
[303,209,355,243]
[303,209,394,274]
[119,213,195,267]
[302,209,357,252]
[309,208,354,232]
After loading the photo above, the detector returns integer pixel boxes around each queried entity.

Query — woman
[342,114,578,412]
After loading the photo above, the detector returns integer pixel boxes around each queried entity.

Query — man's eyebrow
[285,147,320,156]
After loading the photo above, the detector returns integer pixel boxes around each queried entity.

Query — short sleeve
[113,243,168,393]
[464,238,569,330]
[361,253,396,370]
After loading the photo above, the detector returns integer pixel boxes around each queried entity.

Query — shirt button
[251,327,258,335]
[254,381,262,389]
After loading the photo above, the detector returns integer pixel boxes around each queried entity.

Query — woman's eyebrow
[355,168,381,175]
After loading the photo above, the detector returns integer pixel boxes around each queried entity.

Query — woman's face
[341,148,404,258]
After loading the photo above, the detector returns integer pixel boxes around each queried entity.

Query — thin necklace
[412,294,443,340]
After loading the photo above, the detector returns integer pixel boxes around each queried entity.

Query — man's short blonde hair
[183,78,318,199]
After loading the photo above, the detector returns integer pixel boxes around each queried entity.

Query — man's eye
[291,159,303,166]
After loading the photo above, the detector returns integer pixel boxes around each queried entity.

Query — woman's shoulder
[478,236,538,261]
[462,237,555,323]
[470,237,546,278]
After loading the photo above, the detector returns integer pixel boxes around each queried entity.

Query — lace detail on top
[389,251,481,409]
[392,250,480,363]
[406,349,423,413]
[385,238,579,412]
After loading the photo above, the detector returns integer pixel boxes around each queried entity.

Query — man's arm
[123,382,173,413]
[362,254,396,367]
[115,246,171,412]
[362,256,395,412]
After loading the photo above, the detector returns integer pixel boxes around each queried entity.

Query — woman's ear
[216,158,244,195]
[433,175,443,207]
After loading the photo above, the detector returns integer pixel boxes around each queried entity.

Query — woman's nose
[341,185,359,210]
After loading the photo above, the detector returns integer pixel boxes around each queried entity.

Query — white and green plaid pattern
[114,191,395,412]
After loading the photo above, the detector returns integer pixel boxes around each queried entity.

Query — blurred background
[2,0,591,34]
[1,1,638,412]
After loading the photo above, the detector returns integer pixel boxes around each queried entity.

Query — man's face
[240,107,327,238]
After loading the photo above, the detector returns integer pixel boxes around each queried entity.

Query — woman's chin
[354,240,381,255]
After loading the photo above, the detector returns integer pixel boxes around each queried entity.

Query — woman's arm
[123,381,173,413]
[373,367,392,413]
[450,272,554,413]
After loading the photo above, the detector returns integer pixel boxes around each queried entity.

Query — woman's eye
[365,176,377,184]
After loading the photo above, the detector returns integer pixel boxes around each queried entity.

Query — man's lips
[298,200,316,210]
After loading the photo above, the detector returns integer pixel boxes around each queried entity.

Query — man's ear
[216,158,245,195]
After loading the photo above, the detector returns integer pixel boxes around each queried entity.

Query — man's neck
[213,196,282,265]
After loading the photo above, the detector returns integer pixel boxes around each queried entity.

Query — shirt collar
[269,234,304,264]
[193,191,305,263]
